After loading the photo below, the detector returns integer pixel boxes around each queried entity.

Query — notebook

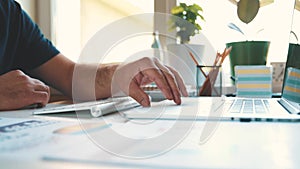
[33,96,140,118]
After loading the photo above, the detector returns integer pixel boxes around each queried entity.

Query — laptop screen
[282,67,300,103]
[277,3,300,114]
[282,2,300,104]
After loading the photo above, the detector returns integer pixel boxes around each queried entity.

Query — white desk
[1,98,300,169]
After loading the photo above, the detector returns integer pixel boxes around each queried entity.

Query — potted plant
[166,3,205,87]
[170,3,205,44]
[226,0,272,78]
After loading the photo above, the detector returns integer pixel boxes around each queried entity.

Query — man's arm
[29,53,117,100]
[30,54,188,107]
[29,53,74,99]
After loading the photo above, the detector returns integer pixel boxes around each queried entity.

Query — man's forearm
[29,54,75,99]
[30,54,120,101]
[72,63,119,101]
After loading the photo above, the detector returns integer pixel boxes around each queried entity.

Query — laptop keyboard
[229,99,270,114]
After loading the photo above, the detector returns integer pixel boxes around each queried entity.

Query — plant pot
[226,41,270,77]
[286,43,300,69]
[166,44,205,87]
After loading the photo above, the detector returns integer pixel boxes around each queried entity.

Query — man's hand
[0,70,50,110]
[111,57,188,107]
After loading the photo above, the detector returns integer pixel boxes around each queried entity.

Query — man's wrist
[95,63,119,98]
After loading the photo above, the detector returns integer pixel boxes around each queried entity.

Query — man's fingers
[166,66,188,97]
[28,79,50,107]
[154,60,181,105]
[129,81,151,107]
[31,91,50,107]
[141,68,173,100]
[114,57,188,107]
[21,91,50,108]
[33,83,50,93]
[32,81,50,106]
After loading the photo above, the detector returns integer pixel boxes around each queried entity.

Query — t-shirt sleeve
[12,0,60,71]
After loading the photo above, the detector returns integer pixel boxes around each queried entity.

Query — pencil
[189,52,199,65]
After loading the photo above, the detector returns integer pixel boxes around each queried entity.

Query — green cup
[226,41,270,78]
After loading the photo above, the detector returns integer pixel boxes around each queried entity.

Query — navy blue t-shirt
[0,0,60,75]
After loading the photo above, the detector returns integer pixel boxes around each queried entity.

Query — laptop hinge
[278,98,300,115]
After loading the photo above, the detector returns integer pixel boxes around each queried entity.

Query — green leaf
[195,24,202,31]
[237,0,260,24]
[179,3,187,8]
[190,4,203,12]
[171,6,184,14]
[186,11,197,22]
[198,14,205,21]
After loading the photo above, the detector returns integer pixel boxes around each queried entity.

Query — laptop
[33,96,140,118]
[224,69,300,121]
[224,65,300,121]
[124,66,300,122]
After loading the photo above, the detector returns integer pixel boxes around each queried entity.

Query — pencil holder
[196,65,222,96]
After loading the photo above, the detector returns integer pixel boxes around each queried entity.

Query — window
[53,0,155,62]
